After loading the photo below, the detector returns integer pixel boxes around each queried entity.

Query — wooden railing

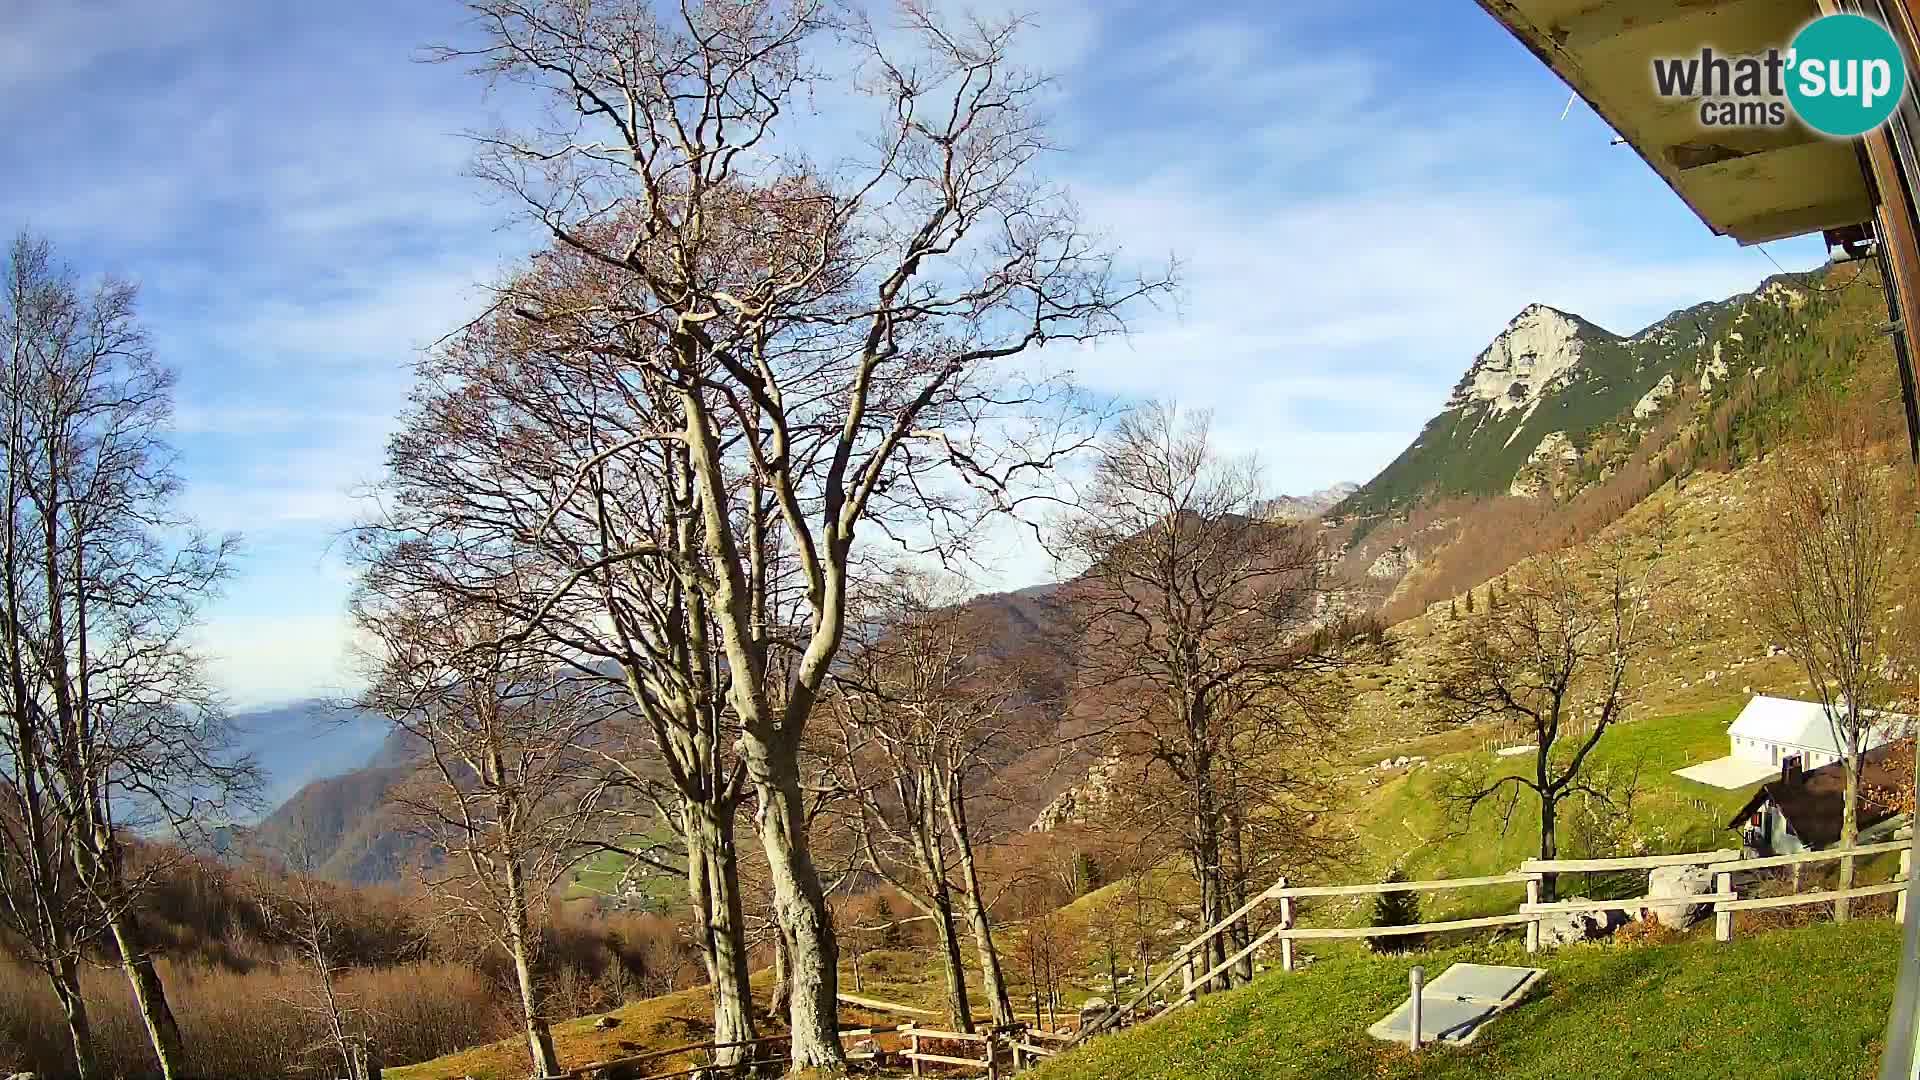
[536,840,1913,1076]
[1071,837,1913,1047]
[900,1022,1077,1077]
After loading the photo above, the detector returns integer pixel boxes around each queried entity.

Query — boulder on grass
[1639,865,1717,930]
[1537,899,1629,948]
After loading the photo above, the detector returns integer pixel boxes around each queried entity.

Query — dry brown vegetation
[0,958,505,1080]
[0,848,704,1079]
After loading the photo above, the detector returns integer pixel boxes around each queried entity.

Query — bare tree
[247,825,381,1080]
[430,1,1169,1065]
[360,250,767,1065]
[0,711,104,1079]
[0,231,252,1080]
[824,572,1031,1030]
[1057,402,1365,993]
[352,587,612,1079]
[1742,402,1908,921]
[1430,526,1669,902]
[1012,909,1075,1031]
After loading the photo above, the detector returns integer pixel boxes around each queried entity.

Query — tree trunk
[945,781,1016,1027]
[1026,945,1041,1025]
[1838,763,1860,924]
[750,751,843,1070]
[1190,796,1225,993]
[104,904,187,1080]
[931,886,973,1033]
[1224,799,1252,987]
[504,858,561,1079]
[47,954,97,1080]
[1188,711,1227,994]
[770,929,792,1019]
[686,800,758,1066]
[1538,796,1560,904]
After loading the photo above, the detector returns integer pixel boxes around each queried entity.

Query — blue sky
[0,1,1826,707]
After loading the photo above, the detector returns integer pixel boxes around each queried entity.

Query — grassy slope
[385,974,899,1080]
[385,982,727,1080]
[1035,921,1896,1080]
[1343,703,1758,922]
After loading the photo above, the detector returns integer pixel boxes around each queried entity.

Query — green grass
[1034,920,1895,1080]
[563,826,685,909]
[1347,703,1760,922]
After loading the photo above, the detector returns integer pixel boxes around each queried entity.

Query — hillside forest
[5,4,1920,1080]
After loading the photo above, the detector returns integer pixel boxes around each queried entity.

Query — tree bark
[1839,761,1860,923]
[930,885,973,1033]
[686,800,758,1065]
[47,954,97,1080]
[104,906,187,1080]
[947,809,1016,1028]
[770,929,791,1019]
[1538,796,1560,904]
[750,748,842,1070]
[503,856,561,1079]
[1224,794,1253,987]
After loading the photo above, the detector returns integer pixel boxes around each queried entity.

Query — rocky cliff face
[1031,752,1125,832]
[1446,304,1594,425]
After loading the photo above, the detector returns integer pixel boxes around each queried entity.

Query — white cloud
[196,613,367,710]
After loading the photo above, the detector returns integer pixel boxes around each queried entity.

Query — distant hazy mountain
[229,698,389,815]
[1257,482,1360,521]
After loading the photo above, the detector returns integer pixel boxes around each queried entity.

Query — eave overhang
[1478,0,1878,244]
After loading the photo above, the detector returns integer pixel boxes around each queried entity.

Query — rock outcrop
[1637,865,1717,930]
[1537,899,1629,948]
[1448,305,1591,421]
[1031,753,1124,832]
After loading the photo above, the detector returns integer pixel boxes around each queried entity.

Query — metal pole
[1879,824,1920,1080]
[1409,966,1426,1053]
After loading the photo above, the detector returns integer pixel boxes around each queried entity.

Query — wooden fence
[1072,837,1913,1047]
[531,840,1913,1076]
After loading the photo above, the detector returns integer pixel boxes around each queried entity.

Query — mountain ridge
[1338,271,1818,517]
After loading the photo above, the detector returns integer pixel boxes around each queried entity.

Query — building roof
[1726,695,1906,757]
[1728,740,1910,849]
[1475,0,1876,244]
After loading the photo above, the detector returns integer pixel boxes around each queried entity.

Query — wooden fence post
[1524,877,1541,954]
[1182,953,1195,997]
[986,1032,999,1080]
[909,1027,922,1078]
[1714,871,1734,943]
[1901,849,1912,924]
[1280,894,1296,973]
[1275,877,1294,973]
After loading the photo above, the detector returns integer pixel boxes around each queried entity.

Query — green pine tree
[1368,868,1425,955]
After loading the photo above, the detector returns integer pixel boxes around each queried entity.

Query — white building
[1726,694,1905,773]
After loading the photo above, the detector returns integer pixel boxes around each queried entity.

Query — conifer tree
[1368,868,1424,954]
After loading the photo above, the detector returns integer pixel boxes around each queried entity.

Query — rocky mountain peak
[1258,481,1361,522]
[1447,304,1608,419]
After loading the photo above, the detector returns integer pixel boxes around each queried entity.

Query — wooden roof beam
[1552,0,1796,52]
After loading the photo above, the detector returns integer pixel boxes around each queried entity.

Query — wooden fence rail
[1069,836,1913,1051]
[536,840,1915,1075]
